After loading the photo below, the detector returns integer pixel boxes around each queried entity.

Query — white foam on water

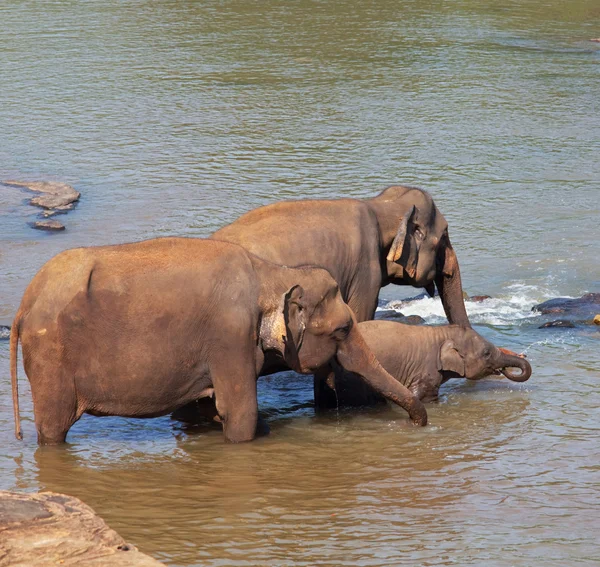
[379,282,571,327]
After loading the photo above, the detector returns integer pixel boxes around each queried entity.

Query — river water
[1,1,599,565]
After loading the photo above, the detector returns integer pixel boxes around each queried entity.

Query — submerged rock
[376,309,405,320]
[0,326,10,340]
[539,320,576,329]
[593,315,600,325]
[402,314,426,325]
[532,293,600,321]
[32,219,66,231]
[375,310,425,325]
[0,490,164,566]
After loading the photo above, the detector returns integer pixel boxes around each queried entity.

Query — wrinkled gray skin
[11,238,427,445]
[320,321,532,407]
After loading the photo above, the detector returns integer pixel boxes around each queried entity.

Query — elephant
[10,237,427,445]
[212,185,469,326]
[317,320,532,408]
[210,184,470,409]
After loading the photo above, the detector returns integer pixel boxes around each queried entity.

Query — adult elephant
[10,238,426,445]
[211,185,469,326]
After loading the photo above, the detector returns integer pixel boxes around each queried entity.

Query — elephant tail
[10,311,23,440]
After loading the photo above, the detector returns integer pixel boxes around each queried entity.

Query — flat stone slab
[3,180,80,209]
[0,491,164,566]
[2,180,80,232]
[32,219,66,231]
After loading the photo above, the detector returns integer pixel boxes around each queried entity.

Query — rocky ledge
[0,491,164,566]
[2,180,80,231]
[533,293,600,328]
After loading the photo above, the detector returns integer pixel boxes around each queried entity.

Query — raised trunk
[498,352,532,382]
[336,326,427,425]
[435,241,471,327]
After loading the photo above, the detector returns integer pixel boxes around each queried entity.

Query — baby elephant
[317,320,532,406]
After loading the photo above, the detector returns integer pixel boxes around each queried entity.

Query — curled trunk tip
[500,356,532,382]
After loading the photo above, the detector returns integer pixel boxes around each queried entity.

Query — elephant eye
[333,323,352,340]
[483,349,491,358]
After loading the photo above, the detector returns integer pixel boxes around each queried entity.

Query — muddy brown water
[1,1,599,565]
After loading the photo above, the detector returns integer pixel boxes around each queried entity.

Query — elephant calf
[10,237,427,445]
[317,321,532,407]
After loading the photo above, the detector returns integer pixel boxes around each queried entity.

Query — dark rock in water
[32,219,65,231]
[470,295,492,303]
[532,293,600,320]
[0,326,10,340]
[0,490,164,566]
[402,315,425,325]
[539,320,576,329]
[376,309,405,320]
[374,310,424,325]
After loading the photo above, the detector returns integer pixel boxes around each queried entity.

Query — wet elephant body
[11,237,427,445]
[320,320,532,407]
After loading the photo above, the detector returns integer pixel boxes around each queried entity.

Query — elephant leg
[313,364,339,412]
[172,396,269,436]
[30,370,81,445]
[211,358,259,443]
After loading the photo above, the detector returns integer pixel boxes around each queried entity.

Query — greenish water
[1,1,599,565]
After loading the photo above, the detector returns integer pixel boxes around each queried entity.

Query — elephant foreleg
[211,357,259,443]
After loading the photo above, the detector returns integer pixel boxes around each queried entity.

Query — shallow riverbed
[1,1,599,565]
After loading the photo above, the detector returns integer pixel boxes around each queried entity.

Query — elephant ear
[282,284,307,364]
[386,205,419,279]
[259,285,306,359]
[438,339,466,376]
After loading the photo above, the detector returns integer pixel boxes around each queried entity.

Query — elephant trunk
[336,325,427,426]
[435,241,471,328]
[498,352,532,382]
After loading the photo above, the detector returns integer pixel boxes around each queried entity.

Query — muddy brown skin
[10,238,426,445]
[212,185,470,326]
[317,320,532,408]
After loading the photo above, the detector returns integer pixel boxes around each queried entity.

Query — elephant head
[438,327,532,383]
[369,186,470,327]
[259,269,427,425]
